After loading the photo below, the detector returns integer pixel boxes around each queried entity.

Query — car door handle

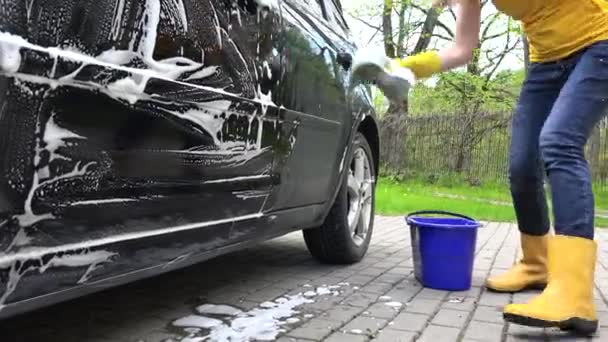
[337,51,353,71]
[259,54,283,93]
[267,54,282,82]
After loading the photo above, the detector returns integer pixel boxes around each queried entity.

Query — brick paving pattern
[2,216,608,341]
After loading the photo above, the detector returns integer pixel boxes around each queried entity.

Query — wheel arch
[357,115,380,177]
[315,114,380,228]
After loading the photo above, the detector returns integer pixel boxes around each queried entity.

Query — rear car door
[0,0,287,310]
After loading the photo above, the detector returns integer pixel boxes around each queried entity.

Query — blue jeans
[511,40,608,240]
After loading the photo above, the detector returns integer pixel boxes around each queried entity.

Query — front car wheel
[303,132,376,264]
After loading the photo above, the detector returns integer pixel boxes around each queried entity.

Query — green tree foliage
[409,69,525,116]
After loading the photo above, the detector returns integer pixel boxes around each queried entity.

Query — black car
[0,0,379,319]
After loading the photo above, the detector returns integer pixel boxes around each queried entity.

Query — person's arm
[396,0,481,78]
[437,0,481,70]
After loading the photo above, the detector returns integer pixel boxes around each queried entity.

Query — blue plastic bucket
[406,211,481,291]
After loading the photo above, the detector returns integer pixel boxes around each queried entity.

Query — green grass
[376,177,608,227]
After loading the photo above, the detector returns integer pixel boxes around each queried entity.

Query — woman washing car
[373,0,608,335]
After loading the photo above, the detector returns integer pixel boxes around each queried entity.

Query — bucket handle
[406,210,477,224]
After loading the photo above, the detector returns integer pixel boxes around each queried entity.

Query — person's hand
[394,51,442,79]
[432,0,449,8]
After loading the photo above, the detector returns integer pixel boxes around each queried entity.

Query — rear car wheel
[303,132,376,264]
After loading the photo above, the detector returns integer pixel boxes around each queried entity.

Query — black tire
[303,132,376,264]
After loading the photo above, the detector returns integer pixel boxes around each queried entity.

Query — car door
[264,0,355,213]
[0,0,287,309]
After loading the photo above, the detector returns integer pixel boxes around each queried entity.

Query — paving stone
[222,279,270,294]
[7,219,599,342]
[471,274,490,287]
[543,327,594,341]
[343,316,388,336]
[442,297,478,312]
[471,305,504,324]
[417,288,449,300]
[388,266,412,275]
[234,300,260,311]
[450,286,483,299]
[341,291,379,308]
[325,332,368,342]
[478,291,511,307]
[464,321,504,341]
[404,298,442,315]
[418,325,461,342]
[287,318,342,340]
[321,305,365,324]
[345,275,376,286]
[390,312,429,332]
[360,282,394,294]
[139,330,180,342]
[275,337,315,342]
[372,329,417,342]
[360,303,400,320]
[374,260,400,269]
[375,273,406,285]
[384,287,419,303]
[244,286,288,302]
[431,308,469,328]
[596,298,608,312]
[86,338,120,342]
[302,296,341,311]
[273,278,312,290]
[310,276,348,287]
[358,267,389,277]
[591,328,608,340]
[506,324,547,341]
[597,311,608,328]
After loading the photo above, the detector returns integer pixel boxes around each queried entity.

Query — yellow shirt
[493,0,608,62]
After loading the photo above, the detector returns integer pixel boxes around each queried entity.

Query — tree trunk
[380,101,408,173]
[523,33,530,75]
[396,1,408,56]
[413,7,440,54]
[467,44,482,75]
[382,0,395,58]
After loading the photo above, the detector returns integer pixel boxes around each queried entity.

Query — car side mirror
[337,51,353,71]
[236,0,275,14]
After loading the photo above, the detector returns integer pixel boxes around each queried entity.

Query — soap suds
[384,301,403,308]
[197,304,243,317]
[174,315,223,329]
[0,34,21,73]
[173,284,349,341]
[43,114,84,162]
[70,198,138,206]
[0,249,116,308]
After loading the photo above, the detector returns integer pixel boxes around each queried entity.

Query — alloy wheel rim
[347,147,374,246]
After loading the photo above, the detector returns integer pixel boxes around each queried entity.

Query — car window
[296,0,326,19]
[324,0,349,36]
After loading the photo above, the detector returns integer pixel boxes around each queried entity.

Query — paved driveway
[2,217,608,342]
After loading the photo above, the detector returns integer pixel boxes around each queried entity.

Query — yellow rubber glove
[394,51,442,79]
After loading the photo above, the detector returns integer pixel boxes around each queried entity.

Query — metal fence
[398,113,608,190]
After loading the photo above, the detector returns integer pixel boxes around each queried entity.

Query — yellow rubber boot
[485,233,548,292]
[503,235,598,335]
